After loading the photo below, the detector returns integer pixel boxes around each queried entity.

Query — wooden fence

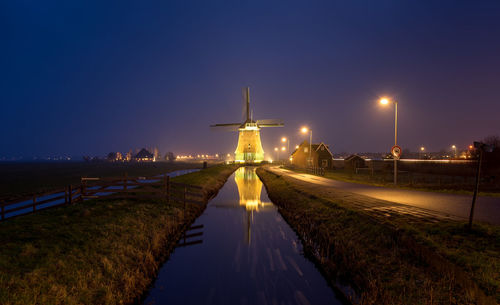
[306,166,326,176]
[0,173,204,222]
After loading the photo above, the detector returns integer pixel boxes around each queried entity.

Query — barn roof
[345,154,365,161]
[291,141,333,157]
[135,148,154,159]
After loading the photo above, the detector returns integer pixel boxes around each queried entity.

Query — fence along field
[0,173,204,221]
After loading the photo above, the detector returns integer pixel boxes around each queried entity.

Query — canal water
[143,167,343,305]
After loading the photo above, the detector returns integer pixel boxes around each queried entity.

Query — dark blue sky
[2,0,500,158]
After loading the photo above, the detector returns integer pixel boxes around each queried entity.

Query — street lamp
[420,146,425,159]
[282,137,290,163]
[379,97,398,185]
[274,147,279,162]
[451,145,457,159]
[281,137,290,153]
[301,127,313,167]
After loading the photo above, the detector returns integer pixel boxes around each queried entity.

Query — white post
[394,101,398,185]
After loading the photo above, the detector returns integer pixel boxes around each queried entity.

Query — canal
[143,167,344,305]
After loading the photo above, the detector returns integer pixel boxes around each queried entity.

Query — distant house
[107,152,123,162]
[290,141,334,168]
[134,148,155,162]
[344,155,366,171]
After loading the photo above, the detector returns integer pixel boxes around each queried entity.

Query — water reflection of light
[234,167,273,244]
[234,167,272,211]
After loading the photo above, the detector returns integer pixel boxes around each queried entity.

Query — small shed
[344,155,366,172]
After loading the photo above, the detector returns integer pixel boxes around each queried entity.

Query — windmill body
[211,88,283,163]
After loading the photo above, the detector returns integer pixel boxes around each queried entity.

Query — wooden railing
[306,166,326,176]
[1,186,82,221]
[0,174,204,222]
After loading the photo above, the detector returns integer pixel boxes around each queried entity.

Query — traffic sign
[391,145,402,159]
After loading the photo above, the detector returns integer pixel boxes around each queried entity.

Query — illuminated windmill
[211,87,283,163]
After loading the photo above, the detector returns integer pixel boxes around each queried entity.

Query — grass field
[257,167,499,304]
[0,164,238,305]
[0,161,207,202]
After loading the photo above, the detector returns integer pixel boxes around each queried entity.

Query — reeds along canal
[143,166,344,305]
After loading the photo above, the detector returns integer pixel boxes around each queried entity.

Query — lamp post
[420,146,425,159]
[274,147,279,163]
[451,145,457,159]
[379,98,398,185]
[301,127,312,166]
[282,137,290,163]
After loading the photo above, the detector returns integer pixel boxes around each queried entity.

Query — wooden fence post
[68,185,72,204]
[183,186,187,221]
[33,195,37,212]
[166,175,170,203]
[81,179,86,200]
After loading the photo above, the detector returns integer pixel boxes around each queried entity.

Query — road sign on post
[391,145,402,160]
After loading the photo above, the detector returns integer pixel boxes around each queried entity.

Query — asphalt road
[272,167,500,225]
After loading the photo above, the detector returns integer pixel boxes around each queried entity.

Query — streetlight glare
[420,146,425,151]
[274,147,278,151]
[281,146,286,151]
[295,145,299,149]
[379,98,390,105]
[301,127,308,133]
[281,137,287,143]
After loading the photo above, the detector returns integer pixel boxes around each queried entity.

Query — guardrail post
[68,185,72,204]
[33,195,37,212]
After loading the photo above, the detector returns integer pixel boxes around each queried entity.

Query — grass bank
[0,161,206,202]
[257,167,499,305]
[0,164,238,305]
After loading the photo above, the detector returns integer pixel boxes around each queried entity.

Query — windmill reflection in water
[234,167,273,244]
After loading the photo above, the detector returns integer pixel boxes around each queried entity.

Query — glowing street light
[281,146,286,151]
[451,145,457,158]
[379,97,399,185]
[274,147,279,162]
[281,136,290,163]
[301,126,312,166]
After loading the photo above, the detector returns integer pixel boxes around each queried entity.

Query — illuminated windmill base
[234,123,265,163]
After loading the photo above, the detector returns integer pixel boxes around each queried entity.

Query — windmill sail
[256,119,284,127]
[210,87,284,163]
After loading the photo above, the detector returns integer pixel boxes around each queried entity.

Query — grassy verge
[257,167,499,304]
[0,164,238,305]
[0,161,207,202]
[286,166,500,197]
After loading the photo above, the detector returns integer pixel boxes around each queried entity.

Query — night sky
[2,0,500,158]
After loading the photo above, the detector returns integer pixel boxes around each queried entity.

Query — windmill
[210,87,283,163]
